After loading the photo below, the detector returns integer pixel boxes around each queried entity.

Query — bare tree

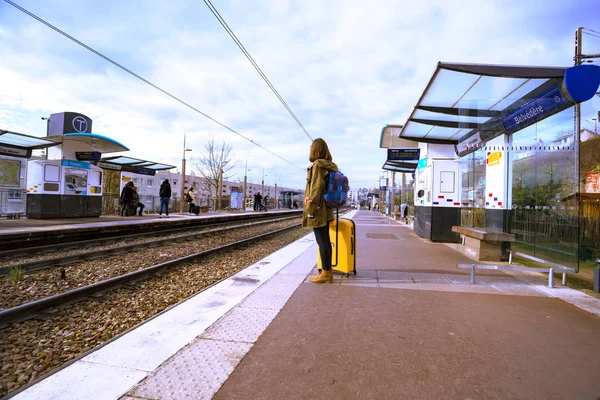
[190,138,235,201]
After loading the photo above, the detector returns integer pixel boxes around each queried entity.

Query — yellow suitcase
[317,217,357,276]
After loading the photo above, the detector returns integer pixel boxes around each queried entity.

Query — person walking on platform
[120,181,134,216]
[302,138,338,283]
[253,192,262,211]
[132,186,145,216]
[186,187,196,215]
[401,202,409,224]
[159,179,171,218]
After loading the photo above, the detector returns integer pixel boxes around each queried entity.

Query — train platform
[0,209,290,235]
[7,210,600,400]
[0,209,300,251]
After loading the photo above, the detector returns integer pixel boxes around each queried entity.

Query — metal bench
[452,226,515,262]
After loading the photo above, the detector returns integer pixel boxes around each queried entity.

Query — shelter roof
[0,129,61,158]
[382,160,419,173]
[395,62,600,156]
[99,155,175,171]
[53,133,129,153]
[0,129,61,149]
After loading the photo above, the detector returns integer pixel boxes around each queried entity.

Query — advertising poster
[230,187,242,209]
[586,172,599,193]
[0,159,20,187]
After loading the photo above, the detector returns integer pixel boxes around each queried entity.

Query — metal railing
[0,189,26,217]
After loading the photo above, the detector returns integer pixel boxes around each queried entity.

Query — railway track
[0,215,300,274]
[0,218,301,328]
[0,224,311,397]
[0,213,300,259]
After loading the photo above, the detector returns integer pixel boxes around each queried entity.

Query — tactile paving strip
[128,338,252,400]
[200,307,279,343]
[237,274,306,310]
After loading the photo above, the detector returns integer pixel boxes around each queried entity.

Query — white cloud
[1,0,598,189]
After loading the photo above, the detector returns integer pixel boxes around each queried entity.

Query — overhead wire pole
[203,0,313,142]
[4,0,304,171]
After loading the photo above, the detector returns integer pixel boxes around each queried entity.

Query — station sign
[456,132,483,157]
[387,148,420,161]
[121,165,156,176]
[0,145,30,158]
[502,86,567,132]
[61,159,90,169]
[76,151,102,162]
[48,112,93,136]
[95,161,122,171]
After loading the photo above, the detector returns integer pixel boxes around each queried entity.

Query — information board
[387,148,420,161]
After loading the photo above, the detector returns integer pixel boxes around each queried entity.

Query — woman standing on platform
[302,138,339,283]
[187,187,196,215]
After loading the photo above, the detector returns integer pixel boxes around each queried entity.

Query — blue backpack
[324,171,349,208]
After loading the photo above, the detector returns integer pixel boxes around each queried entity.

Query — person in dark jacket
[253,192,262,211]
[302,138,338,283]
[159,179,171,218]
[132,186,145,216]
[120,181,134,216]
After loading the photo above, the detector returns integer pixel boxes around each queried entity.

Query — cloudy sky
[1,0,599,190]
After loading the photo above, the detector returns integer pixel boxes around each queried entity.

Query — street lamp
[274,172,278,210]
[180,133,192,214]
[243,161,252,212]
[261,167,267,197]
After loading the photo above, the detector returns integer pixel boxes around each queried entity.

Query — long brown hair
[309,138,332,162]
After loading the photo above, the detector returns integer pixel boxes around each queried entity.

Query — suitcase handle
[350,237,354,256]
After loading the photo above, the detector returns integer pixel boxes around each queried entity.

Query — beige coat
[302,159,338,228]
[187,190,195,203]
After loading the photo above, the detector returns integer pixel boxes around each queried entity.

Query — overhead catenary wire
[4,0,304,170]
[203,0,313,142]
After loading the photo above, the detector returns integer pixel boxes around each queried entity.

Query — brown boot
[310,269,333,283]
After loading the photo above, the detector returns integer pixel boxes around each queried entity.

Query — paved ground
[212,211,600,400]
[8,210,600,400]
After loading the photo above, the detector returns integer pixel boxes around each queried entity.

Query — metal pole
[401,172,406,204]
[180,133,186,214]
[574,28,583,271]
[218,168,223,211]
[594,259,600,293]
[243,161,247,212]
[274,172,278,210]
[391,172,396,216]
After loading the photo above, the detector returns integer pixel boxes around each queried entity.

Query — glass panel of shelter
[454,100,580,272]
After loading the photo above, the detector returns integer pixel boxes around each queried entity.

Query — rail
[0,223,301,328]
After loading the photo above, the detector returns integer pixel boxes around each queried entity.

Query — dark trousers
[313,222,332,271]
[121,202,132,216]
[188,203,195,214]
[135,203,145,216]
[159,197,170,215]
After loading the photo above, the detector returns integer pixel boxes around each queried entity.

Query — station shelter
[23,112,130,218]
[2,111,176,219]
[382,62,600,271]
[0,129,61,217]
